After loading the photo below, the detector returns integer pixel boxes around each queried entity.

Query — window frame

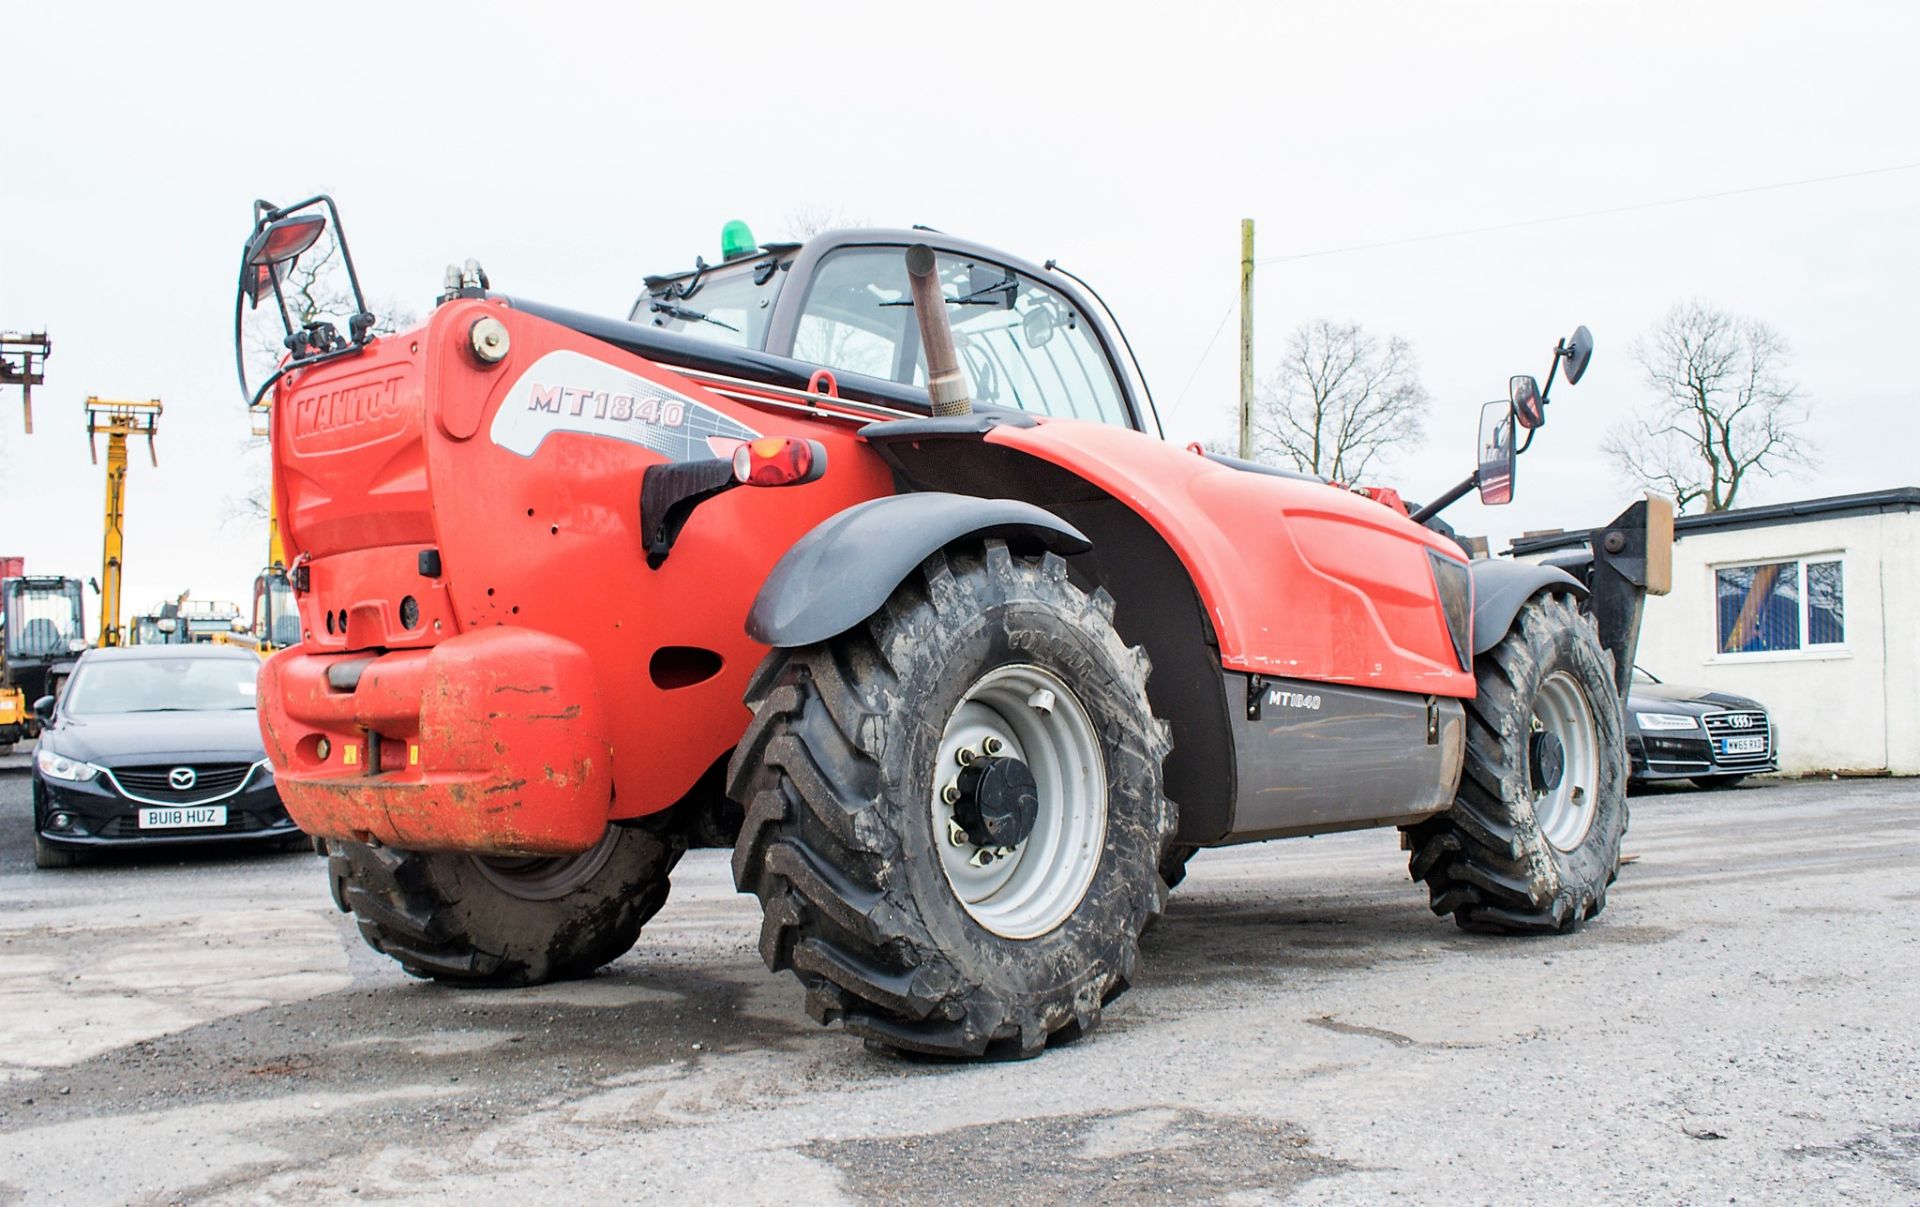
[1707,552,1849,664]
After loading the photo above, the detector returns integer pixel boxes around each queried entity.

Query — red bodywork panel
[260,300,892,853]
[986,423,1473,698]
[259,299,1469,856]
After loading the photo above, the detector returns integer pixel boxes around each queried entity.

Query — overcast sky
[3,1,1916,628]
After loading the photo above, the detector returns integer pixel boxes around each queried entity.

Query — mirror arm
[1409,471,1478,524]
[1538,347,1564,408]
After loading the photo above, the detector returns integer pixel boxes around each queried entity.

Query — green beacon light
[720,219,757,261]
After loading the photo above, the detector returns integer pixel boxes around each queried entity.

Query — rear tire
[1405,593,1627,933]
[329,824,682,986]
[33,833,83,869]
[730,541,1174,1058]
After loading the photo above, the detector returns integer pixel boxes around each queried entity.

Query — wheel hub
[952,755,1039,848]
[1529,669,1601,852]
[930,663,1107,940]
[1529,730,1566,792]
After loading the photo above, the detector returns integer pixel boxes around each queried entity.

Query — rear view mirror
[1477,401,1516,506]
[242,213,328,304]
[32,695,55,723]
[1022,307,1055,349]
[1562,325,1594,385]
[1510,375,1544,429]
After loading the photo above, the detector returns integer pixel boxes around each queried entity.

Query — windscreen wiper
[880,281,1015,308]
[649,300,740,332]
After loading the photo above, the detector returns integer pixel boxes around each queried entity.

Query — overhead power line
[1169,158,1920,414]
[1258,159,1920,265]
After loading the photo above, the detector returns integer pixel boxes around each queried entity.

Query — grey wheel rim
[930,664,1107,940]
[1532,670,1600,851]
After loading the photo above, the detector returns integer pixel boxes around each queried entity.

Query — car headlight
[35,747,103,782]
[1636,712,1701,731]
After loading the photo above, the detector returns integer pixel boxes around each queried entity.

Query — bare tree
[1244,319,1429,482]
[241,230,415,392]
[1605,301,1813,513]
[776,203,867,242]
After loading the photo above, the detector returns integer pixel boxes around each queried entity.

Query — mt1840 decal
[491,349,758,459]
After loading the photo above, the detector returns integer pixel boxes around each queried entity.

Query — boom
[84,397,161,647]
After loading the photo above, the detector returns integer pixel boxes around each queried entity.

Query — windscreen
[62,657,260,716]
[4,581,84,656]
[631,257,784,350]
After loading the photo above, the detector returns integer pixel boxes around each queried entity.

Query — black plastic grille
[107,763,256,802]
[1702,711,1773,768]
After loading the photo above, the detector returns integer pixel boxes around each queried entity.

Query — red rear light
[732,437,826,487]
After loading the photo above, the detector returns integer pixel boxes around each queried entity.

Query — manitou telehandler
[239,197,1668,1059]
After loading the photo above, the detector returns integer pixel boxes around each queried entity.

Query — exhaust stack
[905,244,972,417]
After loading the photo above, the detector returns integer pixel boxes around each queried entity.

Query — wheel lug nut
[969,848,995,867]
[982,736,1003,756]
[955,746,978,767]
[947,818,970,847]
[942,782,960,805]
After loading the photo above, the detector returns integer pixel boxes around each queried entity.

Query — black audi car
[1625,669,1778,789]
[29,645,300,867]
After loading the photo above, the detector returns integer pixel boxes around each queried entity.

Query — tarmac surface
[1,767,1915,1204]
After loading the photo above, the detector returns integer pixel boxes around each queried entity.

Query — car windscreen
[62,657,260,716]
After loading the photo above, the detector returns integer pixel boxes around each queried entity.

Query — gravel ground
[1,772,1915,1204]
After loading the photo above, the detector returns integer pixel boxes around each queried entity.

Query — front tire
[730,541,1173,1058]
[329,824,682,986]
[33,833,83,869]
[1405,593,1627,933]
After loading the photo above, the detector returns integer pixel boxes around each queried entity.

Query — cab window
[789,246,1129,426]
[790,248,915,380]
[922,254,1128,427]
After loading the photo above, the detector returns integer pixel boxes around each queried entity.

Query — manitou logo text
[291,376,408,444]
[527,383,687,427]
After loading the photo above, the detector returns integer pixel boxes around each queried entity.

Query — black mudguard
[745,493,1090,648]
[1469,559,1587,656]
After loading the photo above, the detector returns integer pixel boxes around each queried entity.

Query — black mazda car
[29,645,300,867]
[1625,669,1778,789]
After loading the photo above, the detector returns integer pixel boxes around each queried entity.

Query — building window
[1715,557,1845,654]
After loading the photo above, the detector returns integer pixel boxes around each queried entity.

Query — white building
[1512,488,1919,776]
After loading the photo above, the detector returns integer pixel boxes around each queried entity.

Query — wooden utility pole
[1238,219,1254,459]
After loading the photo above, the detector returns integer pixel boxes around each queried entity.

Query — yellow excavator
[85,397,161,648]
